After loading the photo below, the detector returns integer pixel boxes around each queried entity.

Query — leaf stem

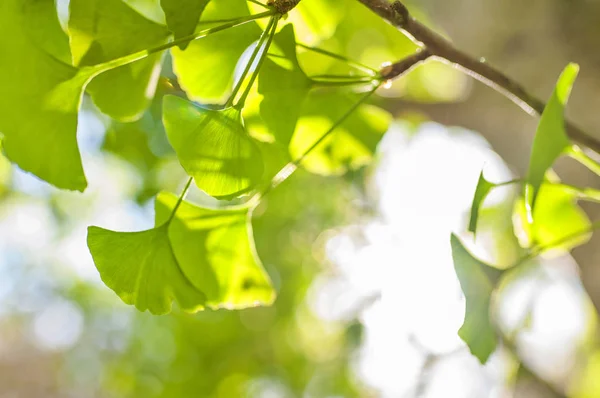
[297,43,378,75]
[226,17,276,107]
[92,11,274,76]
[167,177,194,224]
[235,16,280,108]
[567,145,600,176]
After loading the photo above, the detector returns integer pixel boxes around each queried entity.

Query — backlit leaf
[69,0,171,121]
[525,64,578,210]
[163,96,264,198]
[468,171,496,235]
[171,0,261,103]
[155,192,275,309]
[161,0,210,49]
[0,0,93,191]
[258,24,313,145]
[289,91,392,175]
[451,233,503,364]
[87,224,207,315]
[514,183,591,255]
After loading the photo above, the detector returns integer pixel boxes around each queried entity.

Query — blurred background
[2,0,600,397]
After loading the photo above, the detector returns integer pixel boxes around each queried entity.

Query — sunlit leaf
[525,64,578,210]
[155,192,275,308]
[163,96,264,198]
[69,0,171,121]
[87,224,207,315]
[451,233,503,364]
[468,171,496,235]
[514,183,591,255]
[171,0,261,103]
[283,0,345,45]
[258,24,313,145]
[0,0,93,191]
[161,0,210,49]
[289,91,392,175]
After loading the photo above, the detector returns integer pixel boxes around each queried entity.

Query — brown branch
[268,0,302,14]
[380,49,432,80]
[357,0,600,154]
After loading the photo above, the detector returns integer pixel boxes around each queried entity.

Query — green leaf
[69,0,171,121]
[525,64,578,210]
[0,0,93,191]
[171,0,261,103]
[451,234,503,364]
[468,171,496,235]
[258,24,313,145]
[289,91,392,175]
[155,192,275,308]
[163,96,264,198]
[87,224,207,315]
[24,0,72,64]
[514,183,591,254]
[161,0,210,49]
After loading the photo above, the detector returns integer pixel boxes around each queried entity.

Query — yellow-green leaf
[155,192,275,309]
[451,234,503,364]
[0,0,93,191]
[163,96,264,199]
[69,0,171,121]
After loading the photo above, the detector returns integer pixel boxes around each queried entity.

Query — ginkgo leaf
[0,0,93,191]
[289,91,392,175]
[525,64,578,211]
[514,183,591,255]
[161,0,210,49]
[87,224,207,315]
[258,24,313,145]
[163,96,264,198]
[155,192,275,308]
[468,171,497,235]
[69,0,171,121]
[171,0,261,103]
[451,233,503,364]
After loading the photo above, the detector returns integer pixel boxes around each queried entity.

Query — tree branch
[358,0,600,154]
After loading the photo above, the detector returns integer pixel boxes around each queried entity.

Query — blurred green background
[2,0,600,397]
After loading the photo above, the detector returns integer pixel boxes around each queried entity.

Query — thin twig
[357,0,600,154]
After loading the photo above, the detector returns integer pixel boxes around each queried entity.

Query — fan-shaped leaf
[0,0,93,191]
[163,96,264,198]
[69,0,171,121]
[451,234,503,364]
[87,224,207,315]
[155,192,275,308]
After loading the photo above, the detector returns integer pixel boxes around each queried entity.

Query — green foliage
[0,0,91,191]
[163,96,265,199]
[451,234,503,364]
[155,192,275,309]
[171,0,261,103]
[69,0,171,121]
[3,0,600,372]
[468,171,496,235]
[88,224,208,315]
[525,64,578,211]
[161,0,210,49]
[514,183,592,253]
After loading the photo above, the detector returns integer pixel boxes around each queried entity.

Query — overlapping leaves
[88,191,274,314]
[163,96,264,198]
